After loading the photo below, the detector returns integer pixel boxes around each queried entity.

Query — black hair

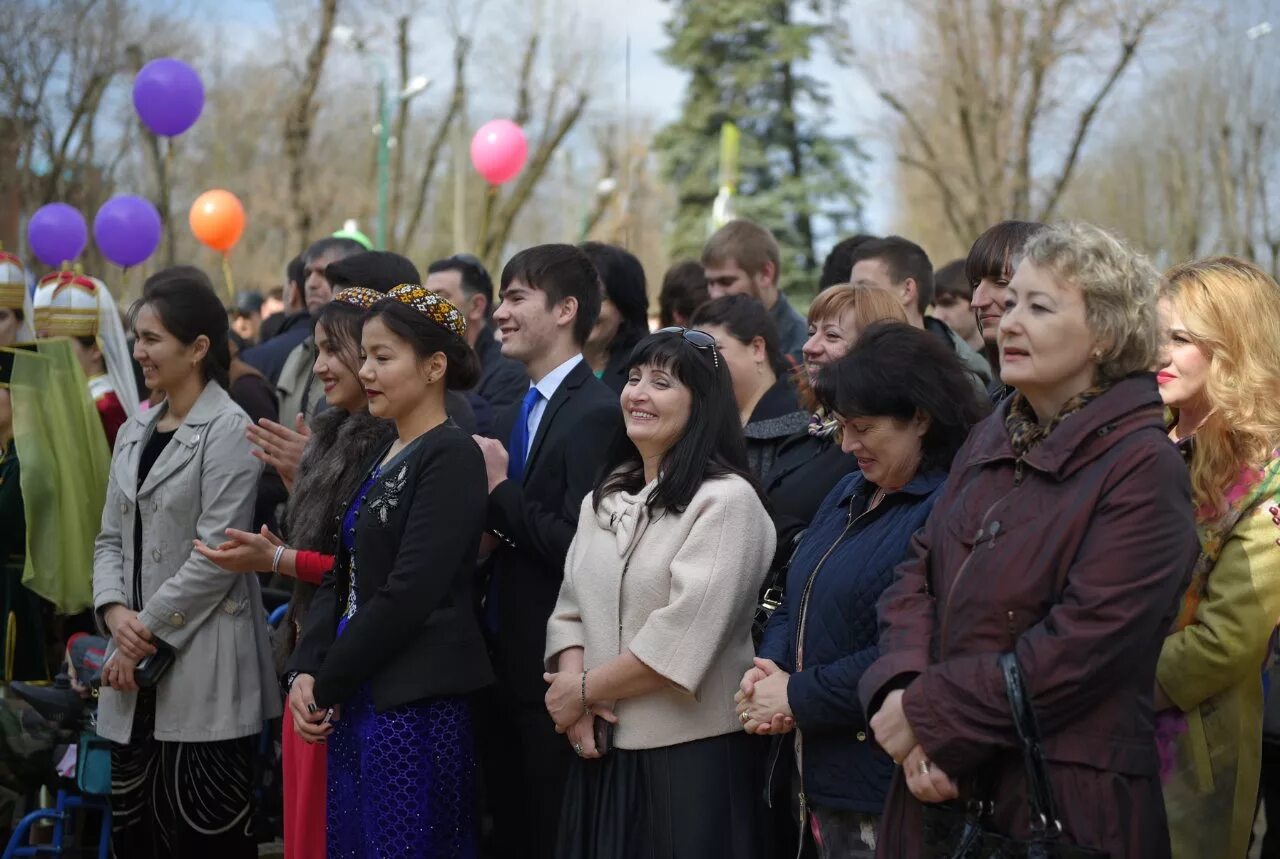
[850,236,934,314]
[933,259,970,301]
[303,237,367,266]
[286,254,305,307]
[964,220,1046,289]
[593,330,762,515]
[427,254,495,317]
[580,242,650,355]
[813,321,989,471]
[286,255,305,286]
[820,234,878,290]
[326,251,421,294]
[499,244,602,346]
[134,266,231,391]
[657,260,708,328]
[314,301,367,380]
[365,299,481,390]
[689,294,788,377]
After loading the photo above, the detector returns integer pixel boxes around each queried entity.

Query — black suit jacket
[486,359,622,703]
[291,423,495,710]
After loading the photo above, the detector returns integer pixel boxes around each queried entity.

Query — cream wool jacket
[545,473,775,750]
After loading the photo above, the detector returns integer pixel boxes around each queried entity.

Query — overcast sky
[205,0,897,235]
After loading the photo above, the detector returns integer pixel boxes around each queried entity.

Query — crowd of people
[1,210,1279,859]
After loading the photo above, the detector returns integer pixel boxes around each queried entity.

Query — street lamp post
[375,77,393,250]
[334,26,429,250]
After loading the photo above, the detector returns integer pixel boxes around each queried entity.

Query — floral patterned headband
[385,283,467,339]
[332,286,385,309]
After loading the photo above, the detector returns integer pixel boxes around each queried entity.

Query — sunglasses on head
[656,326,720,371]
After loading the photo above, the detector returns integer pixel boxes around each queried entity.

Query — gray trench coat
[92,382,281,744]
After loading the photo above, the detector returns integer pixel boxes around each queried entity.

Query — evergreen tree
[654,0,866,296]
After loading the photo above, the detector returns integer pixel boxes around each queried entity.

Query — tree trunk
[283,0,339,250]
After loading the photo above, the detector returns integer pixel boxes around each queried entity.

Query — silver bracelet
[271,545,287,575]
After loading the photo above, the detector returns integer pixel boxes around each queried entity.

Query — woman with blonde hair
[1154,256,1280,859]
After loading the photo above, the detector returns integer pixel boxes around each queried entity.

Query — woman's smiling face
[621,362,693,460]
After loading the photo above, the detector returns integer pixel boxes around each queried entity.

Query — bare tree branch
[1036,8,1157,221]
[283,0,339,248]
[399,33,470,250]
[480,87,588,273]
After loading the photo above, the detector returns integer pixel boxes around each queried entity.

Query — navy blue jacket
[758,467,948,813]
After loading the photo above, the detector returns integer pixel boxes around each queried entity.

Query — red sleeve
[96,391,127,450]
[294,550,335,585]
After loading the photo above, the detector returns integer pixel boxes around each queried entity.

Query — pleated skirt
[556,730,767,859]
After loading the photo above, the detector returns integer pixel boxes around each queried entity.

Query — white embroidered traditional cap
[0,252,34,344]
[32,270,138,417]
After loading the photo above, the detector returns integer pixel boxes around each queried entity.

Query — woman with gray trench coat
[92,267,279,858]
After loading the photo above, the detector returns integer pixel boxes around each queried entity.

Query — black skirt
[556,730,769,859]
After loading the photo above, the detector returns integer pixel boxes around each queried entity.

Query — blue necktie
[507,386,542,482]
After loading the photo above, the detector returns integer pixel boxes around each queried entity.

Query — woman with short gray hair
[861,223,1199,857]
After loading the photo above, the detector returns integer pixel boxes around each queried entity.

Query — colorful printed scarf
[1173,449,1280,632]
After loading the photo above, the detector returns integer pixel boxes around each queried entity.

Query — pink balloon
[470,119,529,185]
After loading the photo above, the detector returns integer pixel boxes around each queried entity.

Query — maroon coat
[859,374,1198,858]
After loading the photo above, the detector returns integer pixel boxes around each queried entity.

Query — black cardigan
[290,422,494,710]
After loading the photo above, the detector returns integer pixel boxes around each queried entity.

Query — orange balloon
[188,189,245,253]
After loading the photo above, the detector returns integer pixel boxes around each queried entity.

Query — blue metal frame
[2,790,111,859]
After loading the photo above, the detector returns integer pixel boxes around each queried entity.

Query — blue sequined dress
[326,463,478,858]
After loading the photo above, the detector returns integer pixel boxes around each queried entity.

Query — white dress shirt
[521,353,584,457]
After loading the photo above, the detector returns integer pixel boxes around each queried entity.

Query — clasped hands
[542,670,617,760]
[102,604,155,692]
[735,658,795,735]
[871,689,959,804]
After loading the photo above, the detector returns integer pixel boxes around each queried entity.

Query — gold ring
[919,760,932,775]
[739,711,750,724]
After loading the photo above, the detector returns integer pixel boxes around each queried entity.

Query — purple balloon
[27,204,88,268]
[132,58,204,137]
[94,196,162,268]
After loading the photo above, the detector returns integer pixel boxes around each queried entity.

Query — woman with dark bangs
[543,328,775,858]
[965,220,1045,400]
[743,322,987,857]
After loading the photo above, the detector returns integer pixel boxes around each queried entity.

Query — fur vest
[273,408,395,674]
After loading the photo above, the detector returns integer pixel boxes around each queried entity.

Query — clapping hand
[248,415,310,490]
[472,436,510,493]
[194,525,286,574]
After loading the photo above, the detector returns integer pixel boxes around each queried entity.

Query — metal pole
[375,75,392,250]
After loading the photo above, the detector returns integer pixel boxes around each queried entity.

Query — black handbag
[921,652,1108,858]
[752,530,804,647]
[134,641,176,689]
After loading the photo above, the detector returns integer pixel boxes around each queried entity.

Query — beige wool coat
[93,382,281,744]
[545,473,775,750]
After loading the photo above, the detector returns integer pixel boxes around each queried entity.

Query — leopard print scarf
[1004,384,1110,458]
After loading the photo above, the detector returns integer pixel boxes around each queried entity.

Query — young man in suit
[471,244,623,858]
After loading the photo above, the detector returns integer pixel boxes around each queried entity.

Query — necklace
[868,486,887,510]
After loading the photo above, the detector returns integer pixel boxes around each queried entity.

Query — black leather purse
[921,653,1108,858]
[134,641,176,689]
